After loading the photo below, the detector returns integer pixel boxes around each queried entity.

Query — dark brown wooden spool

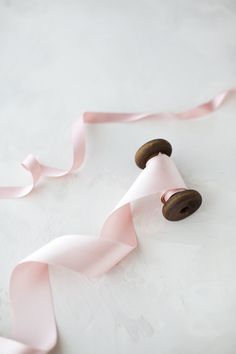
[135,139,202,221]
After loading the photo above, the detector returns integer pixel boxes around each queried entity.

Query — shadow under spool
[135,139,202,221]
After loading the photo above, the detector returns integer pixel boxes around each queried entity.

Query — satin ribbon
[0,88,235,353]
[160,187,187,204]
[0,87,235,199]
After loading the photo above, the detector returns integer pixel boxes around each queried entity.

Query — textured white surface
[0,1,236,353]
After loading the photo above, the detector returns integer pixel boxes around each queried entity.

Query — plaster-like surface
[0,1,236,353]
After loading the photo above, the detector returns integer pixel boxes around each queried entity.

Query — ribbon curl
[0,88,235,199]
[0,88,235,353]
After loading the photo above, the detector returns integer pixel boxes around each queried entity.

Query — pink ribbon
[0,88,235,353]
[1,87,235,200]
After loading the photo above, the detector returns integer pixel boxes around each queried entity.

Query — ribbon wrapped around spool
[0,88,235,353]
[135,138,202,221]
[2,137,201,354]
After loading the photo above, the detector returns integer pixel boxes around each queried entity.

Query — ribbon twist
[0,88,235,353]
[0,88,235,199]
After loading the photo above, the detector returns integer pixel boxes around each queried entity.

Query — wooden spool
[135,139,172,169]
[135,139,202,221]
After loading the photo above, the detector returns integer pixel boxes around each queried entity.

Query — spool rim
[135,139,172,169]
[162,189,202,221]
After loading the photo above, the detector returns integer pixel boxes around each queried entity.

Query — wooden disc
[162,189,202,221]
[135,139,172,169]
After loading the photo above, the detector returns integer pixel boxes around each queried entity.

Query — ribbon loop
[0,88,234,353]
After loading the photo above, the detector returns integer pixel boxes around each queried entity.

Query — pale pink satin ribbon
[0,88,235,354]
[0,87,235,199]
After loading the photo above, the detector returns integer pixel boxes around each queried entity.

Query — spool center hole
[180,206,189,214]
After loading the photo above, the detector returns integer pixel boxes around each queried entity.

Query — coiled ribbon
[0,88,235,354]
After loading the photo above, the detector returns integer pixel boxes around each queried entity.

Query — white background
[0,1,236,353]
